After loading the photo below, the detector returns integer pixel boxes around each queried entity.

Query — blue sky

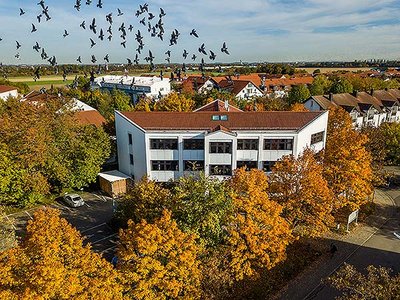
[0,0,399,64]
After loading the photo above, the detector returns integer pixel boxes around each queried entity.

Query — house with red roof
[0,85,18,101]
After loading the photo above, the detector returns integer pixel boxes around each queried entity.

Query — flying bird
[90,18,97,34]
[106,13,113,24]
[98,28,104,40]
[63,30,69,38]
[19,8,25,16]
[16,41,22,50]
[209,50,216,60]
[80,20,86,29]
[121,41,126,48]
[134,54,139,64]
[33,41,41,52]
[183,49,188,59]
[198,43,207,55]
[221,42,230,55]
[74,0,81,11]
[90,38,96,48]
[91,55,97,63]
[77,56,82,63]
[190,29,198,38]
[37,1,45,9]
[96,0,103,8]
[37,14,42,23]
[117,8,123,16]
[31,24,37,33]
[159,7,166,18]
[104,54,109,63]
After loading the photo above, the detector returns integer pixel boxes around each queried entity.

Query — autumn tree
[290,102,308,111]
[323,107,373,211]
[173,173,233,248]
[227,168,293,280]
[115,176,172,224]
[269,149,334,238]
[0,208,123,299]
[327,263,400,300]
[288,84,311,104]
[118,209,202,300]
[154,92,195,112]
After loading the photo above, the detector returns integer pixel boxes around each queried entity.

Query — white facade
[115,111,329,182]
[236,82,264,100]
[92,75,171,103]
[0,88,18,101]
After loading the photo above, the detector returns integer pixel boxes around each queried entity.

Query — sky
[0,0,399,65]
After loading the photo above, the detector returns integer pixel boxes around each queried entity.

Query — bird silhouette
[63,30,69,38]
[16,41,22,50]
[77,56,82,63]
[104,54,109,63]
[198,43,207,55]
[19,8,25,16]
[117,8,123,16]
[190,29,199,38]
[31,24,37,33]
[209,50,216,60]
[96,0,103,8]
[91,55,97,63]
[80,20,86,29]
[98,28,104,40]
[90,18,97,34]
[221,42,230,55]
[74,0,81,11]
[90,38,96,48]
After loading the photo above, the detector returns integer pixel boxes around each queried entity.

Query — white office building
[92,75,171,103]
[115,110,329,182]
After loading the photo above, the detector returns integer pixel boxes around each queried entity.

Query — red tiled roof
[120,111,325,131]
[0,85,17,93]
[75,110,106,127]
[218,80,259,96]
[194,99,243,112]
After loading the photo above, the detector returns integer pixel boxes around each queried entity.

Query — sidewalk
[276,189,397,300]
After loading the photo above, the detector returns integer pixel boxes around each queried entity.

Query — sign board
[347,209,359,232]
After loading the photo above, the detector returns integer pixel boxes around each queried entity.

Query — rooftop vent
[212,115,228,121]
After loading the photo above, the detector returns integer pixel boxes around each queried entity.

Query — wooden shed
[98,170,132,198]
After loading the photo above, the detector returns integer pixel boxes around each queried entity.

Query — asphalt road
[8,192,118,261]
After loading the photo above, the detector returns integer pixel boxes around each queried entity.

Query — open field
[299,67,373,74]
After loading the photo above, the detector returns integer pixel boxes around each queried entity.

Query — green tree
[173,173,233,248]
[288,85,311,104]
[309,75,332,96]
[330,77,353,94]
[379,122,400,165]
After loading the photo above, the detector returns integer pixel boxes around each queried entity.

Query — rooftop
[119,111,325,131]
[194,99,243,112]
[94,75,168,87]
[0,85,17,94]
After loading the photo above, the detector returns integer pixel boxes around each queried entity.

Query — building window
[311,131,324,145]
[237,139,259,150]
[183,139,204,150]
[236,161,258,171]
[211,115,228,121]
[150,139,178,150]
[210,142,232,153]
[128,133,133,145]
[264,139,293,151]
[184,160,205,171]
[151,160,179,171]
[262,161,276,172]
[129,154,134,165]
[209,165,232,176]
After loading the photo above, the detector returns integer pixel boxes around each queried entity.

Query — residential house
[194,99,243,112]
[91,75,171,104]
[218,79,264,99]
[115,110,328,182]
[183,75,219,93]
[0,85,18,101]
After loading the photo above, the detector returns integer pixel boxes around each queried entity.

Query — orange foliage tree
[323,107,373,211]
[0,208,123,299]
[154,92,195,112]
[269,149,334,237]
[227,168,293,280]
[117,209,202,299]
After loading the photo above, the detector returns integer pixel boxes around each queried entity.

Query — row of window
[146,138,294,152]
[149,160,276,173]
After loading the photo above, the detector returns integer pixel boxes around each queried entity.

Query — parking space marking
[51,202,73,213]
[81,222,107,233]
[25,211,33,220]
[91,233,117,245]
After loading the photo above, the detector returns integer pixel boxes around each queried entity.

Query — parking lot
[5,192,118,260]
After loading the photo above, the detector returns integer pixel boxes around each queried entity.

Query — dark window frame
[210,142,232,154]
[263,139,293,151]
[262,161,276,172]
[184,160,205,171]
[129,154,134,165]
[128,133,133,145]
[183,139,205,150]
[151,160,179,171]
[209,165,232,176]
[311,131,324,145]
[237,139,259,150]
[236,161,258,171]
[150,139,178,150]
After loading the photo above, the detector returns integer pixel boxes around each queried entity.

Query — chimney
[329,93,333,101]
[224,100,229,112]
[352,90,358,98]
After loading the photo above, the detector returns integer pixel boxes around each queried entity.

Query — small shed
[98,170,132,198]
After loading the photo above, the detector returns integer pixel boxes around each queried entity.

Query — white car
[63,194,85,208]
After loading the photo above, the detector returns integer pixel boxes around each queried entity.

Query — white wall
[0,90,18,101]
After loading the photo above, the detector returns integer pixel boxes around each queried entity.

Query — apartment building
[115,110,328,182]
[91,75,171,103]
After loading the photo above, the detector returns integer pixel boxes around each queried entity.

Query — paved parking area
[5,192,118,261]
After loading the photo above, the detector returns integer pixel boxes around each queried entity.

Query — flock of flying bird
[1,1,231,80]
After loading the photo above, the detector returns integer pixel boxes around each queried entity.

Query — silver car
[63,194,85,208]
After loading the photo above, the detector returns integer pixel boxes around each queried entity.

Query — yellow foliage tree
[0,208,123,299]
[324,107,373,211]
[154,92,195,112]
[227,168,293,280]
[117,209,202,300]
[290,103,308,112]
[269,149,334,237]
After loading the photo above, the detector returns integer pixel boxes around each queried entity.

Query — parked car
[63,194,85,207]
